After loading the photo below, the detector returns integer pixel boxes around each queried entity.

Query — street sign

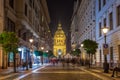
[103,44,109,55]
[103,44,108,48]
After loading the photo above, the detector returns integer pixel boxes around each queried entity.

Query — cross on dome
[58,23,62,29]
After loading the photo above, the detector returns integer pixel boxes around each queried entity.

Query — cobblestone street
[20,64,102,80]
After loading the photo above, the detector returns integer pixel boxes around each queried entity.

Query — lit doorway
[58,49,62,59]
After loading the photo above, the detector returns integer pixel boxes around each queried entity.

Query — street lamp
[29,38,34,53]
[29,38,33,43]
[81,44,83,47]
[80,43,84,66]
[41,47,44,65]
[29,38,34,52]
[72,43,76,50]
[41,47,44,50]
[102,27,109,73]
[29,38,34,68]
[18,47,22,68]
[46,50,48,53]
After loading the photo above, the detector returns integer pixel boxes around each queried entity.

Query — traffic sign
[103,44,109,55]
[103,44,108,48]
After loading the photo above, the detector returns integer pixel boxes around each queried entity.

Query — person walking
[71,58,76,67]
[66,58,70,67]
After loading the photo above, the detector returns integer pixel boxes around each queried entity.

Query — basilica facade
[53,24,66,57]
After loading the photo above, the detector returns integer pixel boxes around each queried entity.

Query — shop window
[110,47,113,60]
[103,0,106,6]
[99,22,102,37]
[25,3,28,16]
[103,18,106,27]
[22,33,27,41]
[7,18,15,32]
[8,52,13,66]
[109,12,113,30]
[100,49,102,64]
[99,0,101,11]
[117,5,120,26]
[18,29,21,37]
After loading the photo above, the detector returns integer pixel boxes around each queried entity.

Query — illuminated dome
[54,23,66,38]
[53,23,66,57]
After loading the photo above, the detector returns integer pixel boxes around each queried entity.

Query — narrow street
[1,0,120,80]
[18,64,102,80]
[1,63,119,80]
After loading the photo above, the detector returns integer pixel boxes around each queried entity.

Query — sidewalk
[0,63,44,79]
[79,66,120,80]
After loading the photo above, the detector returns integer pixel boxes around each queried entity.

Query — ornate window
[9,0,14,9]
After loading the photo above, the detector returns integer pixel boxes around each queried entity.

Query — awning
[43,52,48,57]
[34,50,43,56]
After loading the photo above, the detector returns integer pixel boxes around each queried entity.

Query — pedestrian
[29,61,32,68]
[71,58,76,67]
[52,58,55,66]
[111,60,120,77]
[66,58,70,67]
[61,58,65,67]
[56,58,58,65]
[22,62,26,70]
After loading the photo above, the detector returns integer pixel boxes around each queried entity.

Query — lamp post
[46,50,48,53]
[18,48,22,69]
[81,44,83,47]
[102,27,109,73]
[29,38,33,43]
[41,47,44,65]
[29,38,33,54]
[41,47,44,51]
[72,43,76,50]
[29,38,33,68]
[81,44,84,66]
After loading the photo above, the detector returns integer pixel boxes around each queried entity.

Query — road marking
[0,73,18,80]
[33,71,86,74]
[91,69,102,72]
[13,66,46,80]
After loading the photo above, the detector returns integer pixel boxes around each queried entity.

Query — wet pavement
[1,63,119,80]
[20,64,102,80]
[0,64,44,80]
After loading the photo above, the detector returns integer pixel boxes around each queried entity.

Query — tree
[71,48,81,56]
[82,39,98,68]
[48,50,54,58]
[0,32,19,72]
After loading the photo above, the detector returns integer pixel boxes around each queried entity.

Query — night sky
[46,0,75,36]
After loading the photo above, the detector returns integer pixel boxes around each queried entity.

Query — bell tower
[53,23,66,57]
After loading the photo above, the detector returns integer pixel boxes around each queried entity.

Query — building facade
[0,0,4,68]
[78,0,96,43]
[96,0,120,67]
[71,0,80,50]
[53,24,66,57]
[71,0,96,63]
[0,0,52,68]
